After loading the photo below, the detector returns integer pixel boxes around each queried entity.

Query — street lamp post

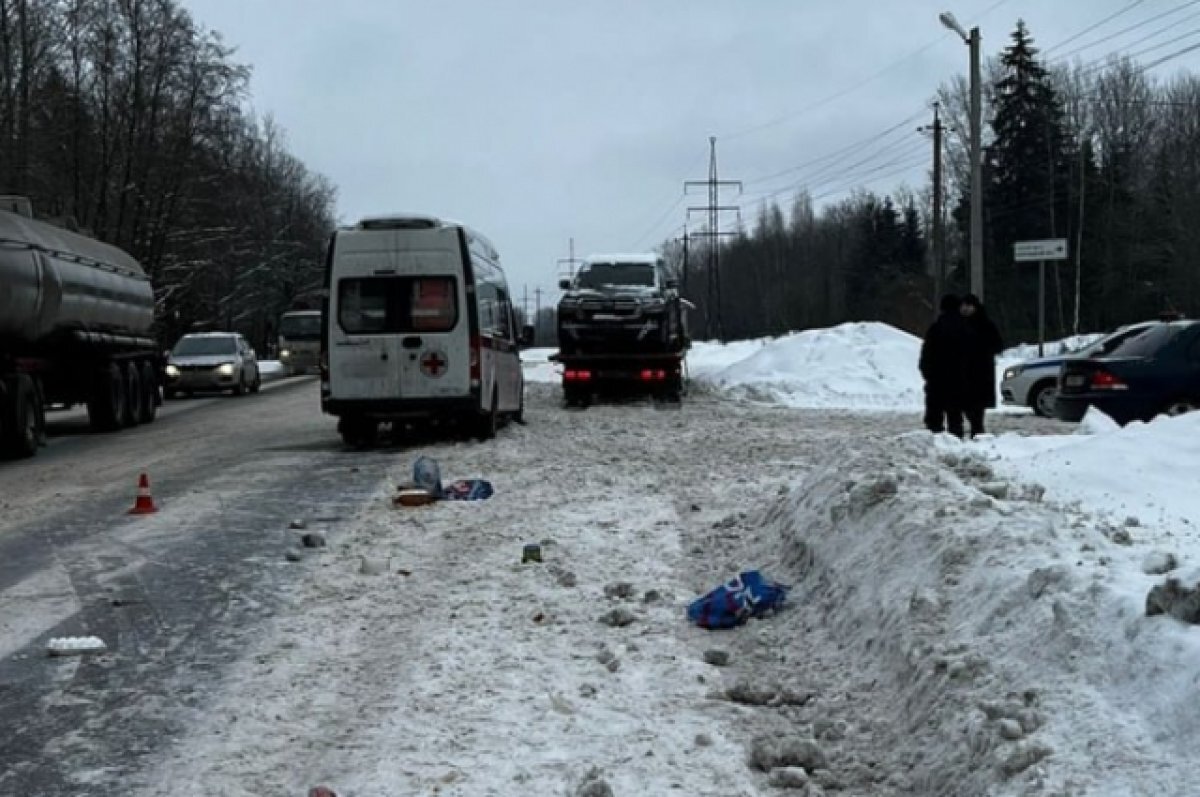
[940,12,984,303]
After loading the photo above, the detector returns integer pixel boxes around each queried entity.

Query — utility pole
[1074,138,1086,336]
[685,137,742,342]
[522,284,530,320]
[556,236,584,282]
[534,288,544,345]
[968,25,984,303]
[939,13,984,302]
[920,103,945,307]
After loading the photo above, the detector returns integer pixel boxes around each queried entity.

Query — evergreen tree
[980,21,1073,339]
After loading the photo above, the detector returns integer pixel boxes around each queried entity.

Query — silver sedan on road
[164,332,262,398]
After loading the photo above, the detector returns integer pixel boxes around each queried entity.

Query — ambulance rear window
[337,276,458,334]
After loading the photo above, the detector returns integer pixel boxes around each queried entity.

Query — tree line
[666,20,1200,346]
[0,0,335,351]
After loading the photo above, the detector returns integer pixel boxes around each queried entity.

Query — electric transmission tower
[685,137,741,341]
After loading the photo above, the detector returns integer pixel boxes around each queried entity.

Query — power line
[626,151,708,250]
[718,0,1011,141]
[1055,0,1200,61]
[1140,39,1200,71]
[1077,26,1200,75]
[741,107,927,188]
[1044,0,1148,54]
[748,143,929,207]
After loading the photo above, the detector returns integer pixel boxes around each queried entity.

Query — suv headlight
[280,349,291,359]
[165,364,180,377]
[217,363,236,376]
[1003,366,1022,380]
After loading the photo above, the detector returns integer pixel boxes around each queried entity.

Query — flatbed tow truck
[550,349,686,407]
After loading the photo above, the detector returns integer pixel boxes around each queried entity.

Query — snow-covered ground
[109,381,1200,796]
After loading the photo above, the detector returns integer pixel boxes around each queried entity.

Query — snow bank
[520,347,560,383]
[1001,334,1103,363]
[697,322,924,411]
[725,434,1200,795]
[978,410,1200,533]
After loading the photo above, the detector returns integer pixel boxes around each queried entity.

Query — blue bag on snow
[687,570,790,630]
[412,456,443,499]
[442,479,494,501]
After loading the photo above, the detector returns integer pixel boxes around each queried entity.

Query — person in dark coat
[919,293,968,438]
[959,293,1004,437]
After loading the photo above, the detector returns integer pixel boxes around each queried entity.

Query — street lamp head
[939,11,969,41]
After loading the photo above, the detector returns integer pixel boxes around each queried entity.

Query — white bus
[319,215,528,446]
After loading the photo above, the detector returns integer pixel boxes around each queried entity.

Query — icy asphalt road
[0,382,1068,795]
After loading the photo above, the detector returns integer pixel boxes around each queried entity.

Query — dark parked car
[1056,320,1200,424]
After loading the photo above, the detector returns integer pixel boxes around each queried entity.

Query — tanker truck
[0,197,161,459]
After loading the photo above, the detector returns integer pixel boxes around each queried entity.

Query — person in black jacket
[960,293,1004,437]
[920,294,968,438]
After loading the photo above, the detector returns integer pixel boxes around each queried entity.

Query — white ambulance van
[319,215,528,446]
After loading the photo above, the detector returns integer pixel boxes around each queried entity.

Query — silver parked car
[164,332,261,398]
[1000,321,1158,417]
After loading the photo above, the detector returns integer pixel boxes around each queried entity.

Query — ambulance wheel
[476,388,499,441]
[339,416,377,448]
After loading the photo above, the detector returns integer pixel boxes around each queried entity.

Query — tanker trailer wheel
[87,362,127,432]
[1,375,43,459]
[138,361,158,424]
[122,362,144,427]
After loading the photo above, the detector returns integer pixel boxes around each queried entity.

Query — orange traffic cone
[129,473,158,515]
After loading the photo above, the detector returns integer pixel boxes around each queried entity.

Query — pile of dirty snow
[690,426,1200,795]
[520,347,560,383]
[696,322,924,411]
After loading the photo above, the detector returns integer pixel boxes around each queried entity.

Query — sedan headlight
[165,364,180,377]
[216,363,236,376]
[1002,366,1022,381]
[280,349,291,359]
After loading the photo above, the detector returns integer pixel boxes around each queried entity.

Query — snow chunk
[1074,406,1120,435]
[47,636,106,656]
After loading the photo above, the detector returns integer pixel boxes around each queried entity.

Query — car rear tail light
[1091,370,1128,390]
[564,369,592,382]
[639,369,668,382]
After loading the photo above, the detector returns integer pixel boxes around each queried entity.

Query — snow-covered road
[3,366,1195,796]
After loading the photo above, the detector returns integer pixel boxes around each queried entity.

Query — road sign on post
[1014,239,1068,262]
[1014,239,1069,357]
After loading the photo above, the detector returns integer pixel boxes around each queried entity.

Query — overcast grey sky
[183,0,1200,301]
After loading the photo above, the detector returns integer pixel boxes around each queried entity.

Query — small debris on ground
[604,581,636,600]
[360,556,388,576]
[289,519,308,530]
[768,766,811,789]
[599,608,636,627]
[749,735,828,773]
[285,549,304,562]
[1142,551,1178,576]
[703,649,730,667]
[301,532,326,548]
[575,768,614,797]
